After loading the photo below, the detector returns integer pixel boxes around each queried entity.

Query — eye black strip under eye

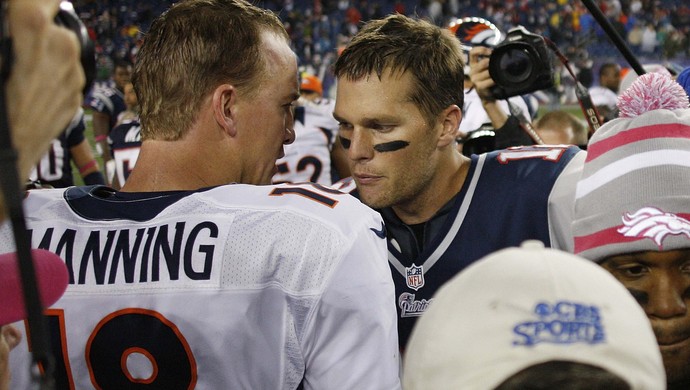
[338,137,410,152]
[374,140,409,153]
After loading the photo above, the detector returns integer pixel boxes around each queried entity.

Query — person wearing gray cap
[573,72,690,390]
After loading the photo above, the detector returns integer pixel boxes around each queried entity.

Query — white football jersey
[2,183,400,389]
[273,98,338,185]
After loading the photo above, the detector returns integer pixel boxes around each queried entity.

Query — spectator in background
[72,0,690,109]
[85,58,132,164]
[589,62,621,122]
[573,72,690,390]
[533,110,588,147]
[640,22,658,55]
[627,21,644,55]
[404,240,665,389]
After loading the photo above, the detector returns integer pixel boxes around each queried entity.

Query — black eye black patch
[374,140,410,153]
[338,136,410,153]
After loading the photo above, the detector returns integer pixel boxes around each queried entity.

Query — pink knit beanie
[573,72,690,262]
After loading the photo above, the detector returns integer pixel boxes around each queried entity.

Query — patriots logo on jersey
[617,206,690,249]
[405,264,424,290]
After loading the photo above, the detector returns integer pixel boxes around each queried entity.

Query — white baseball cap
[403,240,665,390]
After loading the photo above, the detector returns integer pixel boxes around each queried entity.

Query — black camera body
[55,1,96,95]
[488,26,554,100]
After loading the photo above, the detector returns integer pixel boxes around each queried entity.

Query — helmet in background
[448,17,503,75]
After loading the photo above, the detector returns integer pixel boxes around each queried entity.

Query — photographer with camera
[0,0,85,223]
[0,0,85,388]
[452,19,545,156]
[464,45,538,152]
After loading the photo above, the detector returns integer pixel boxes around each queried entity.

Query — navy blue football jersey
[108,120,142,186]
[30,110,87,188]
[387,145,583,349]
[86,86,127,129]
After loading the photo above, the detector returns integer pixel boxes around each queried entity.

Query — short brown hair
[534,110,588,145]
[134,0,288,140]
[334,14,465,124]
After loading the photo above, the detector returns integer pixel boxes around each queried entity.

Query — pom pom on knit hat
[617,72,689,118]
[572,72,690,262]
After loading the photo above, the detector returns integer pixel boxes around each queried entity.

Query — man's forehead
[603,249,690,264]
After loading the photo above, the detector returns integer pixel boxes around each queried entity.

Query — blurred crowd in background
[74,0,690,104]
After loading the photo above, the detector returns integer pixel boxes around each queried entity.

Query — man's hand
[468,46,510,129]
[8,0,85,179]
[468,46,496,102]
[0,325,21,390]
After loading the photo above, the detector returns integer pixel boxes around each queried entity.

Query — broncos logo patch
[618,207,690,249]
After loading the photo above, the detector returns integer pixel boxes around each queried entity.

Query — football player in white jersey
[273,73,350,185]
[1,1,401,389]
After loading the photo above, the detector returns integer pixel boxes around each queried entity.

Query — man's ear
[213,84,237,137]
[438,104,462,147]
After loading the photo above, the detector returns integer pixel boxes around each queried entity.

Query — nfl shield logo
[406,264,425,291]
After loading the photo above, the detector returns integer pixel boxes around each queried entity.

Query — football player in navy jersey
[0,1,401,388]
[29,108,105,188]
[85,58,132,164]
[333,14,585,351]
[107,119,141,189]
[107,81,141,189]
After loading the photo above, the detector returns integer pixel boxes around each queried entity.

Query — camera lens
[461,127,495,157]
[497,47,532,84]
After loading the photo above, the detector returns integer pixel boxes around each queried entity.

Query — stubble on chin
[357,186,392,210]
